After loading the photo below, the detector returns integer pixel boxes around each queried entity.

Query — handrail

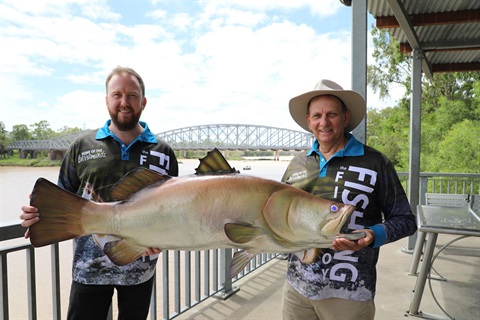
[0,223,277,319]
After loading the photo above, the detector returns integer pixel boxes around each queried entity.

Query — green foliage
[0,151,62,167]
[435,120,480,173]
[54,126,83,138]
[367,26,480,174]
[10,124,32,141]
[0,122,9,146]
[366,107,410,170]
[473,81,480,110]
[367,26,411,100]
[30,120,56,140]
[8,121,82,142]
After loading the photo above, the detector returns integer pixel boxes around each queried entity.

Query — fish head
[262,187,355,248]
[287,193,355,243]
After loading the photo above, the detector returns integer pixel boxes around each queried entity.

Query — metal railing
[2,172,479,319]
[397,172,480,204]
[1,223,278,320]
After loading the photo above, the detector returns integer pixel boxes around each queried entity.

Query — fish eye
[330,204,338,212]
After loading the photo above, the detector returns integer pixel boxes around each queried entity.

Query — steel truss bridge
[158,124,313,150]
[7,124,314,153]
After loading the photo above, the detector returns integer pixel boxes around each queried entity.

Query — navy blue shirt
[58,120,178,285]
[282,134,416,301]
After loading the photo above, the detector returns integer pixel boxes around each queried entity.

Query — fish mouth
[331,231,366,241]
[323,204,355,236]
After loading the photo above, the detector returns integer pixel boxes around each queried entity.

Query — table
[407,205,480,319]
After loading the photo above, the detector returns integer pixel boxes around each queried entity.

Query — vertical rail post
[1,253,9,320]
[216,249,239,300]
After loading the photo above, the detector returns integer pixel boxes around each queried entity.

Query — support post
[216,249,239,300]
[350,0,367,143]
[405,49,423,252]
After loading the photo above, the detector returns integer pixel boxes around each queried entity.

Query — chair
[425,193,469,207]
[470,194,479,213]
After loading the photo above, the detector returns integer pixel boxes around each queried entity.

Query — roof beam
[386,0,433,78]
[432,62,480,73]
[377,9,480,28]
[399,40,480,53]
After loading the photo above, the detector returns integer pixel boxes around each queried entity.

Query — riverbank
[0,157,62,167]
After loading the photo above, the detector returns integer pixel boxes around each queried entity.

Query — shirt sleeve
[57,141,81,193]
[370,160,417,247]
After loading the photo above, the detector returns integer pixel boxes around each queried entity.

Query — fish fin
[92,234,122,249]
[229,250,256,278]
[298,248,322,264]
[195,148,239,175]
[224,223,264,244]
[110,167,171,200]
[103,239,147,266]
[29,178,87,247]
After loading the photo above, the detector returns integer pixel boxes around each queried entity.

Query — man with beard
[20,66,178,319]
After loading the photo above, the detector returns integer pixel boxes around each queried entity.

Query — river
[0,157,292,225]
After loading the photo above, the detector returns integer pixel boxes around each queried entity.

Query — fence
[2,172,479,319]
[1,225,278,320]
[397,172,480,204]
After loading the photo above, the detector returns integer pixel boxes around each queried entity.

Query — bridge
[7,124,314,160]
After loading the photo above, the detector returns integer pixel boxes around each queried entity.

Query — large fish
[28,148,357,277]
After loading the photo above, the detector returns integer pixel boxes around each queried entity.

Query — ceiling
[366,0,480,78]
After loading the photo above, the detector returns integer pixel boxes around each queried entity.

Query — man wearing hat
[281,80,417,319]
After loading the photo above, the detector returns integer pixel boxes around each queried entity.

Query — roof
[367,0,480,78]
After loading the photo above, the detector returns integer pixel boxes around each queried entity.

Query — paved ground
[175,235,480,320]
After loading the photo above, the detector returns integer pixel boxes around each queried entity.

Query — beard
[109,109,142,131]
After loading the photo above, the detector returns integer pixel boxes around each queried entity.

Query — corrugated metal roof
[367,0,480,77]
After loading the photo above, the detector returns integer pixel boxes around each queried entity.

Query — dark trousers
[67,277,154,320]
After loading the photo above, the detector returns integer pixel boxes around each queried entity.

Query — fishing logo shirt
[281,134,416,301]
[58,121,179,286]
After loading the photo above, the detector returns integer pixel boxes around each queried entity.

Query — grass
[0,151,61,167]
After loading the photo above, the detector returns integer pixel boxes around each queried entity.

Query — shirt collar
[95,120,158,143]
[307,133,364,158]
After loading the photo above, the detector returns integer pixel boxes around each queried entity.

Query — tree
[366,105,410,170]
[10,124,32,141]
[368,27,480,110]
[30,120,55,140]
[0,122,7,141]
[434,120,480,173]
[367,26,480,173]
[0,122,10,153]
[57,126,83,134]
[367,26,411,100]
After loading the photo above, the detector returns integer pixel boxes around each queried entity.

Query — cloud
[201,0,342,17]
[0,0,357,134]
[51,90,106,131]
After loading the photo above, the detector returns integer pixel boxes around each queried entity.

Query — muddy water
[0,158,291,319]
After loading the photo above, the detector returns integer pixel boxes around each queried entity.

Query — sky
[0,0,404,134]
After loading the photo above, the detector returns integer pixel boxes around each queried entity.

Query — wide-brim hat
[289,79,366,132]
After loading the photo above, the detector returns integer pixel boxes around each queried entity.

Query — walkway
[175,235,479,320]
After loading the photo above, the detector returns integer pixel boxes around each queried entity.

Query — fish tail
[29,178,87,247]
